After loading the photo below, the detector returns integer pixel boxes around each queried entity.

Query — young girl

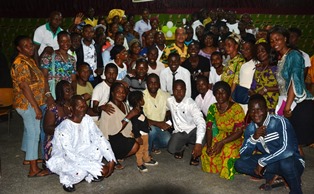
[128,91,158,172]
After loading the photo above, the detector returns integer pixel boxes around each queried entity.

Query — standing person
[268,26,314,156]
[235,94,304,193]
[68,32,82,61]
[201,81,245,180]
[134,8,151,45]
[76,24,103,86]
[198,31,219,62]
[147,46,165,76]
[160,53,191,97]
[33,11,63,61]
[125,38,141,72]
[46,95,116,192]
[154,31,166,61]
[160,27,188,66]
[128,91,158,172]
[221,34,246,93]
[143,73,171,154]
[182,41,210,99]
[167,80,205,165]
[11,35,49,177]
[209,51,224,88]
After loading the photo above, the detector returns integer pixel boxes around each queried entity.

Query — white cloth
[239,59,257,89]
[160,66,191,97]
[107,60,127,80]
[33,23,62,55]
[102,45,114,66]
[191,20,203,41]
[134,19,151,44]
[46,115,116,187]
[301,50,311,68]
[226,22,240,34]
[92,81,110,107]
[147,61,165,76]
[195,89,216,116]
[82,39,97,77]
[167,97,205,144]
[156,44,165,62]
[107,37,129,51]
[209,66,222,85]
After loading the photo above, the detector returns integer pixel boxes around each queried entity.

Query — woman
[198,32,219,62]
[43,80,73,162]
[268,26,314,156]
[99,82,139,168]
[11,35,49,177]
[201,81,245,180]
[221,34,246,93]
[250,42,279,114]
[40,31,76,101]
[110,45,129,80]
[125,39,141,72]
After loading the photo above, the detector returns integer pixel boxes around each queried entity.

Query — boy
[195,75,216,117]
[209,51,224,88]
[76,62,93,106]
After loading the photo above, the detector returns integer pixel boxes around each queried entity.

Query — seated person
[123,58,148,92]
[201,81,245,180]
[99,82,139,169]
[76,62,93,106]
[143,73,171,154]
[195,75,216,117]
[167,80,205,165]
[46,95,116,192]
[128,91,158,172]
[235,94,304,193]
[209,51,224,88]
[147,46,165,76]
[160,53,191,97]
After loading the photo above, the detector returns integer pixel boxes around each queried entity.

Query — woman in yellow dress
[201,81,245,180]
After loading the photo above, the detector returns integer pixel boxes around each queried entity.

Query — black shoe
[92,176,104,182]
[63,185,76,192]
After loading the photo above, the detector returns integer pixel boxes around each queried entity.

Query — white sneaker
[144,159,158,166]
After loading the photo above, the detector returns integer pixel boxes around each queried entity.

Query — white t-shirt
[239,59,257,89]
[92,81,110,107]
[147,61,165,76]
[209,66,222,85]
[195,89,216,116]
[107,60,127,80]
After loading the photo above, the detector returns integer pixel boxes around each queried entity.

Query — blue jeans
[235,155,304,194]
[16,104,41,161]
[148,125,171,153]
[40,104,47,159]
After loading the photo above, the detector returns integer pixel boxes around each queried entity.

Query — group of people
[9,6,314,194]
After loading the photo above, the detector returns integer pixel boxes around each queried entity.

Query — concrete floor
[0,112,313,194]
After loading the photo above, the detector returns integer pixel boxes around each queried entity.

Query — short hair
[248,94,267,109]
[211,51,223,59]
[109,82,126,101]
[77,62,90,72]
[13,35,30,47]
[147,73,160,82]
[289,27,302,37]
[196,75,209,84]
[173,79,186,89]
[110,45,125,60]
[82,24,94,32]
[105,63,118,73]
[135,58,148,67]
[267,25,290,45]
[147,46,158,53]
[128,91,144,108]
[168,52,180,60]
[70,95,84,108]
[213,81,231,97]
[203,31,218,47]
[70,32,81,39]
[57,31,70,41]
[55,80,71,104]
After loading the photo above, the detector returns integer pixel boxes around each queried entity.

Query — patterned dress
[250,65,279,114]
[201,103,245,180]
[221,54,245,87]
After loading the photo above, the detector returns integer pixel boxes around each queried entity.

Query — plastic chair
[0,88,14,134]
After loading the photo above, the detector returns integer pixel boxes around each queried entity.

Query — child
[128,91,158,172]
[209,51,224,89]
[195,75,216,117]
[76,62,93,106]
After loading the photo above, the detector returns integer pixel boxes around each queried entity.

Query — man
[134,8,151,45]
[191,12,203,41]
[102,32,125,65]
[154,31,166,61]
[33,11,62,63]
[92,63,118,115]
[76,24,103,86]
[143,73,171,154]
[123,58,148,92]
[167,80,205,165]
[160,27,188,65]
[195,75,216,117]
[76,62,93,106]
[46,95,116,192]
[235,94,304,193]
[160,53,191,97]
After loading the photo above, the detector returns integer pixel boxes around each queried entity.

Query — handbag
[231,85,250,104]
[48,52,56,99]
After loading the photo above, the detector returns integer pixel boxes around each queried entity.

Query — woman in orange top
[11,35,49,177]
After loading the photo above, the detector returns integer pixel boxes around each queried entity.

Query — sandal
[259,175,287,191]
[114,162,124,170]
[189,156,200,166]
[28,169,49,178]
[174,150,184,159]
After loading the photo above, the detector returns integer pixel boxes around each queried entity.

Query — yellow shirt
[160,43,188,66]
[77,82,93,106]
[143,89,170,122]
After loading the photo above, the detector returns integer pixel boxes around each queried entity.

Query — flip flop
[28,169,49,178]
[23,159,43,165]
[174,150,184,159]
[259,181,286,191]
[189,156,200,166]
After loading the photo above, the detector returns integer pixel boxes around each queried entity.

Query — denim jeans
[16,104,41,161]
[40,104,47,159]
[148,125,171,153]
[235,155,304,194]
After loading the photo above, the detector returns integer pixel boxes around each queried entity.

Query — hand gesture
[74,12,84,25]
[253,126,266,139]
[102,103,115,115]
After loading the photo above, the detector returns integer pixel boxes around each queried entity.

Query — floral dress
[221,54,245,87]
[201,103,245,180]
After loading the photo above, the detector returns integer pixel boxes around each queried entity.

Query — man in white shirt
[195,75,216,117]
[160,53,191,97]
[167,80,205,164]
[92,63,118,115]
[143,73,171,154]
[134,8,151,45]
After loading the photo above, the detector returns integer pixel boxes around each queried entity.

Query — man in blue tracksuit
[235,94,304,194]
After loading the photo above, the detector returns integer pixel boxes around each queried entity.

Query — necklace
[57,51,68,63]
[218,101,229,114]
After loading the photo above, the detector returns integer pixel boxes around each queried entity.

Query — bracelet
[122,117,130,123]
